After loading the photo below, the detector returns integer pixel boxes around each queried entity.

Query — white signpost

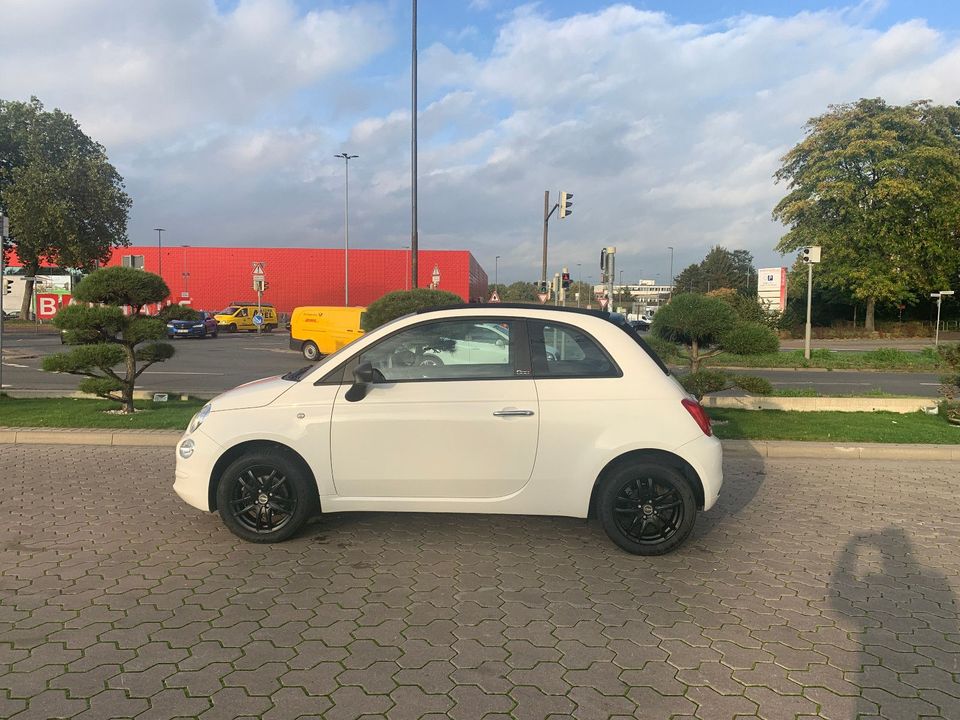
[252,262,266,335]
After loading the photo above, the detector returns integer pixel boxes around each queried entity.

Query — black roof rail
[415,303,612,318]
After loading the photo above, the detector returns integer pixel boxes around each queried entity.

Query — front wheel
[302,341,320,361]
[228,323,237,333]
[597,462,697,555]
[216,451,315,543]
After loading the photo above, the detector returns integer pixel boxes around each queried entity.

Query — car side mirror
[345,362,375,402]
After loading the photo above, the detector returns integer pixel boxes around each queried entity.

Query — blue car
[167,311,219,339]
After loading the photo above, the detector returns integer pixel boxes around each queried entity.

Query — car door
[329,317,539,499]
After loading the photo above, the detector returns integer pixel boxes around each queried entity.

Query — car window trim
[525,319,623,380]
[317,316,532,386]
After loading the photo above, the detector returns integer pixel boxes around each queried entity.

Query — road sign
[489,290,501,303]
[537,292,549,304]
[252,312,263,326]
[598,296,609,309]
[252,261,265,275]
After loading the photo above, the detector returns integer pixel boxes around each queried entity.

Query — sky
[1,0,959,284]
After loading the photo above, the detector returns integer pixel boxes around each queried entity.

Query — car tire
[597,462,697,556]
[419,354,443,367]
[264,324,275,333]
[302,341,320,361]
[216,450,315,543]
[228,323,237,333]
[211,329,218,338]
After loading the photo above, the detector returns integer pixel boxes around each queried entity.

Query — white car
[174,305,722,555]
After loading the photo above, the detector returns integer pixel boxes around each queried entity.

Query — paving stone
[3,448,960,720]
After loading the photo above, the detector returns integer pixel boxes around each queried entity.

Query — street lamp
[154,228,165,278]
[495,255,500,287]
[335,152,358,306]
[181,245,190,299]
[932,291,955,347]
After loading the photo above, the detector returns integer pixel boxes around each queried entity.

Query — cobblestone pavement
[1,445,959,720]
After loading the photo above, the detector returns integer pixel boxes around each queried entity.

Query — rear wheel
[597,462,697,555]
[302,341,320,361]
[216,451,315,543]
[264,324,275,333]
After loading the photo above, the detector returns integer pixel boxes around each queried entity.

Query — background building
[5,247,488,314]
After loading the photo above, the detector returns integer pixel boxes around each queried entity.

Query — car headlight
[179,438,196,459]
[189,403,211,433]
[192,324,204,329]
[166,323,175,328]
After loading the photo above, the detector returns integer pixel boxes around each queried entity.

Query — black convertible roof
[416,303,612,319]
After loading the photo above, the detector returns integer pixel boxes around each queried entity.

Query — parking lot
[1,446,958,719]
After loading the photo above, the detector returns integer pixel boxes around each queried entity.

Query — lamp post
[494,256,500,288]
[932,291,955,347]
[410,0,419,287]
[335,152,358,306]
[154,228,165,279]
[667,245,674,300]
[181,245,190,300]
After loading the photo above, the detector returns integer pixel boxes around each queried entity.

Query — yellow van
[289,306,366,360]
[214,303,278,332]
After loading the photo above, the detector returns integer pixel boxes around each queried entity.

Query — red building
[95,246,488,313]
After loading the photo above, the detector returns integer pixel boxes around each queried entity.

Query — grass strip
[708,408,960,444]
[0,396,204,430]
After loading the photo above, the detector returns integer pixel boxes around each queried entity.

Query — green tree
[652,293,778,398]
[42,267,174,413]
[0,97,132,318]
[501,281,539,303]
[674,247,755,295]
[773,98,960,331]
[363,288,463,331]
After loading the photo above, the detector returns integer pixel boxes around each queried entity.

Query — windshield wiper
[281,366,313,382]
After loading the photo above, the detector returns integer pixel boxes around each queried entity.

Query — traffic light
[801,246,822,264]
[561,271,571,289]
[538,282,548,294]
[559,191,573,219]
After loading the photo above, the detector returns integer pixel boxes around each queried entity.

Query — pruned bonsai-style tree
[43,267,175,413]
[651,293,779,400]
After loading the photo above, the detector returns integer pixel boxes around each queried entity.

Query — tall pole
[410,0,419,288]
[541,191,550,289]
[935,295,943,347]
[804,261,813,360]
[668,246,674,300]
[154,228,165,279]
[495,256,499,287]
[335,152,358,306]
[0,214,6,396]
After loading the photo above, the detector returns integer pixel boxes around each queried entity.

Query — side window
[529,321,619,378]
[239,308,248,317]
[358,319,518,382]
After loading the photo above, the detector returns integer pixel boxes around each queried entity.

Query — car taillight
[681,398,712,437]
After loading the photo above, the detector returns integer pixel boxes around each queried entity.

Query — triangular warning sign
[538,293,549,304]
[598,296,609,309]
[489,290,501,303]
[252,261,265,275]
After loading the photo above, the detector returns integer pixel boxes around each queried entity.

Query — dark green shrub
[157,305,200,322]
[679,370,731,400]
[721,322,780,355]
[363,289,464,331]
[731,374,773,396]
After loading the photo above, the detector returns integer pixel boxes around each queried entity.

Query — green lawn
[709,408,960,444]
[0,396,204,430]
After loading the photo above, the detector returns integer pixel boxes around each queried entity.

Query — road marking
[1,362,29,368]
[770,381,875,386]
[919,383,941,386]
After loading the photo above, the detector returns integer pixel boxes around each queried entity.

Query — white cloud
[2,1,959,282]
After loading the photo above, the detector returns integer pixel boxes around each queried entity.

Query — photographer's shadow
[829,526,960,718]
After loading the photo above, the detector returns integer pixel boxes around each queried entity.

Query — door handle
[493,409,535,417]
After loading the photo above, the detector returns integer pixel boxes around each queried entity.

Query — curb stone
[0,427,957,459]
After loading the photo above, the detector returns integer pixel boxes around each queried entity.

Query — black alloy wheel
[598,463,696,555]
[216,451,314,543]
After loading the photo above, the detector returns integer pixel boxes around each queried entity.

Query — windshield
[218,306,239,315]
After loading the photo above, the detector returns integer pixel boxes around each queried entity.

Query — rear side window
[528,321,620,378]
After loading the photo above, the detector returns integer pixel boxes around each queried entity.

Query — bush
[721,322,780,355]
[643,335,680,364]
[363,289,464,331]
[679,370,730,400]
[156,305,199,322]
[731,374,773,396]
